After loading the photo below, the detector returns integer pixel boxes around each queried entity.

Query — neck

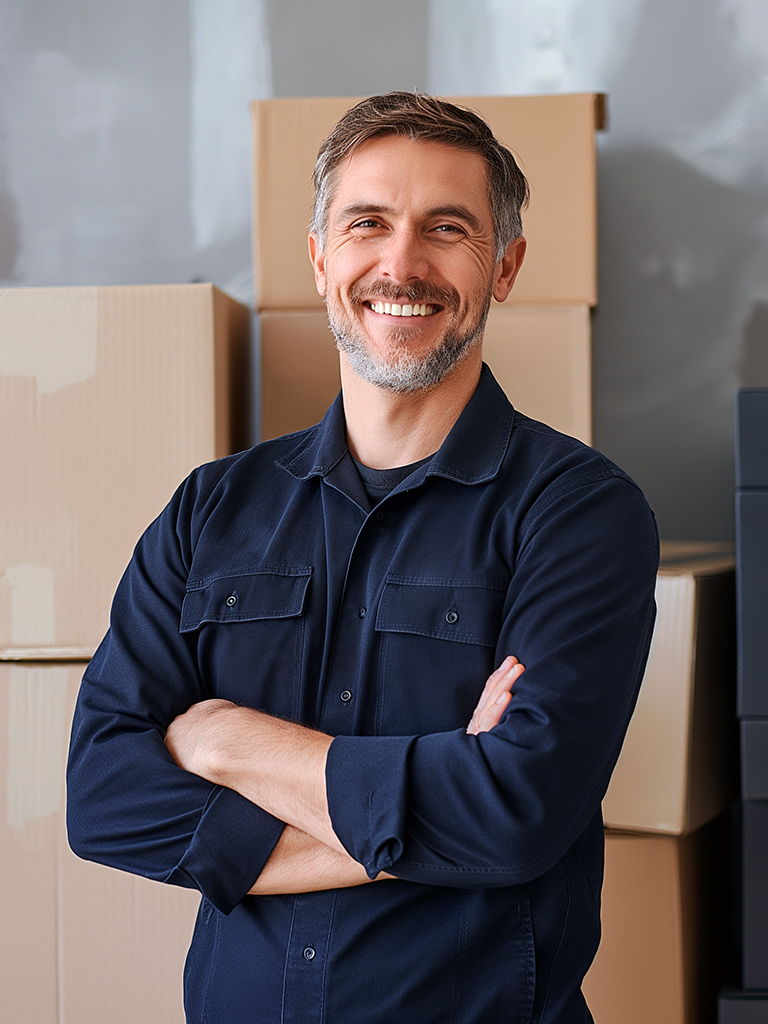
[340,350,482,470]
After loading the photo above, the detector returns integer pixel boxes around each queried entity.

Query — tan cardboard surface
[583,826,722,1024]
[602,545,737,835]
[482,305,591,444]
[0,285,250,657]
[0,661,199,1024]
[261,304,591,444]
[252,93,602,311]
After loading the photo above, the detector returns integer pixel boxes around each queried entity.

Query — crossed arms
[163,655,525,896]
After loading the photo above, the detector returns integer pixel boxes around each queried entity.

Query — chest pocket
[180,565,312,631]
[374,575,506,734]
[376,574,505,646]
[179,566,312,714]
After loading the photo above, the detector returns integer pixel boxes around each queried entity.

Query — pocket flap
[376,575,505,646]
[180,566,312,632]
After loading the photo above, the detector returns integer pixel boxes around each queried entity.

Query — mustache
[349,279,460,310]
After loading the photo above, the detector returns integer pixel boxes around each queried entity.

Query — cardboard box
[584,824,726,1024]
[602,543,738,835]
[261,304,592,444]
[0,660,199,1023]
[251,93,604,311]
[0,285,250,658]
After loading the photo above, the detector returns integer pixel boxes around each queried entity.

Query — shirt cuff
[326,733,417,878]
[166,785,285,913]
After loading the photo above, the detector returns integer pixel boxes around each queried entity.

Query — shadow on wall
[592,143,768,541]
[0,180,21,282]
[741,301,768,384]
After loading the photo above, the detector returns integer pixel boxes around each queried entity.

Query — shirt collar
[276,363,515,487]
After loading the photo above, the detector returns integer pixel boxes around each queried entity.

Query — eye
[352,218,383,230]
[432,223,465,236]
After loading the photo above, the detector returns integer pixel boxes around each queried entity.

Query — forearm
[165,701,345,854]
[249,825,392,895]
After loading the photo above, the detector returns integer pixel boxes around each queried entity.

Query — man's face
[309,135,523,393]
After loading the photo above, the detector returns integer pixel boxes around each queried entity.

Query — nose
[378,225,429,285]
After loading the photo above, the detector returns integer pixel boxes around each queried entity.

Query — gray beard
[327,294,492,394]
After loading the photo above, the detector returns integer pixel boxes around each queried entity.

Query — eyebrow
[334,202,486,233]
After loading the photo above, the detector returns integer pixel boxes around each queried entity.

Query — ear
[492,236,526,303]
[308,233,327,298]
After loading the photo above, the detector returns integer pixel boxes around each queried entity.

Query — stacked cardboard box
[719,390,768,1019]
[1,284,250,1022]
[584,543,738,1024]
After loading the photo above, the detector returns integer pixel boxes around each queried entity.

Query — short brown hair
[311,91,529,261]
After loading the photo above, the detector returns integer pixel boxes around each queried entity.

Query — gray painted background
[2,0,767,540]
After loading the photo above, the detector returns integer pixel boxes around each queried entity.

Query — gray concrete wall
[2,0,766,540]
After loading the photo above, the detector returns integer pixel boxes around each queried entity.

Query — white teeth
[369,302,436,317]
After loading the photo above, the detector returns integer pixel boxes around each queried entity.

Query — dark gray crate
[736,389,768,489]
[738,802,768,990]
[743,721,768,801]
[736,492,768,717]
[719,989,768,1023]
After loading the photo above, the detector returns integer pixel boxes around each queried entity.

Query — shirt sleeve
[325,472,659,887]
[66,470,285,915]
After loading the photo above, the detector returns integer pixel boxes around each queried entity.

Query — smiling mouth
[365,301,439,317]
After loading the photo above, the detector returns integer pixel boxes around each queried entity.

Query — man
[67,92,658,1023]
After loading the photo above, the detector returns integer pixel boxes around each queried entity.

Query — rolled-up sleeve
[326,472,659,887]
[66,468,285,914]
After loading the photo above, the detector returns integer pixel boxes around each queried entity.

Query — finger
[477,689,512,732]
[473,656,518,719]
[467,687,511,736]
[468,662,525,735]
[474,656,521,721]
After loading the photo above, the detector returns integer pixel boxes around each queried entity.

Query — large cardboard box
[261,304,592,444]
[251,93,604,311]
[0,285,250,658]
[0,660,199,1023]
[584,824,727,1024]
[602,543,738,835]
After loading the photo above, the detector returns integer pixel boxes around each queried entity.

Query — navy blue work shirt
[67,365,659,1024]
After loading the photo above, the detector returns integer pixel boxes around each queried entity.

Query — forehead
[328,135,492,225]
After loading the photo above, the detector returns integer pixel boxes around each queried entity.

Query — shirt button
[340,690,353,704]
[445,610,459,624]
[358,607,367,618]
[226,594,237,607]
[374,510,386,521]
[303,947,316,962]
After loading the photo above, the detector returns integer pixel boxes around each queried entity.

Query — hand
[466,655,524,735]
